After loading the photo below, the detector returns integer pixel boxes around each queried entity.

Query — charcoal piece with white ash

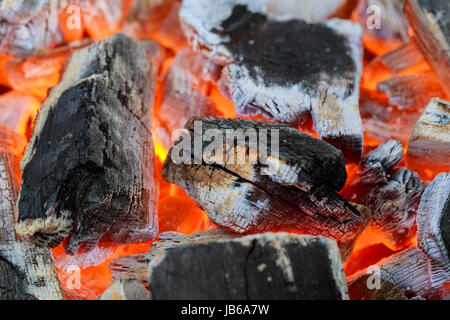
[0,146,63,300]
[348,172,450,300]
[106,230,349,300]
[343,140,425,251]
[180,0,364,162]
[16,33,159,254]
[162,117,367,242]
[407,98,450,175]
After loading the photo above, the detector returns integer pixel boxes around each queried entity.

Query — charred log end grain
[16,33,159,254]
[162,117,365,241]
[407,98,450,174]
[180,1,364,163]
[147,232,349,300]
[98,279,151,300]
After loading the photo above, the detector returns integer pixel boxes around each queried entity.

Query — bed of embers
[0,0,449,300]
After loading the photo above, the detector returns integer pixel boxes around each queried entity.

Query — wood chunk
[110,229,239,283]
[343,140,424,250]
[16,34,159,254]
[0,150,64,300]
[359,89,423,143]
[0,91,39,137]
[98,279,151,300]
[148,232,348,299]
[162,117,366,241]
[407,98,450,175]
[180,0,364,162]
[153,48,223,149]
[404,0,450,97]
[416,172,450,275]
[348,173,450,300]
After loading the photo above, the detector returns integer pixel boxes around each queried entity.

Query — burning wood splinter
[404,0,450,97]
[107,230,349,300]
[348,172,450,300]
[407,98,450,177]
[344,140,424,251]
[179,0,364,162]
[16,34,159,254]
[162,117,367,241]
[0,139,63,300]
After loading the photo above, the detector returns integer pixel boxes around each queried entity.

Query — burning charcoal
[348,173,450,300]
[0,91,39,137]
[407,98,450,178]
[361,41,427,91]
[110,230,239,283]
[110,230,349,300]
[98,279,151,300]
[351,0,410,55]
[180,0,364,162]
[359,89,423,143]
[338,203,372,262]
[153,48,223,149]
[140,39,168,76]
[0,124,27,157]
[404,0,450,97]
[0,149,64,300]
[0,48,71,100]
[16,34,159,254]
[377,71,446,111]
[343,140,424,250]
[0,0,61,57]
[163,117,366,241]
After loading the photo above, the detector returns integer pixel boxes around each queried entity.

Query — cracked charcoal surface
[148,232,347,300]
[218,5,356,88]
[17,34,158,254]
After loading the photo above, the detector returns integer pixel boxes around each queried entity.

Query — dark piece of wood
[343,140,424,250]
[111,230,347,300]
[348,173,450,300]
[0,149,64,300]
[162,117,366,241]
[407,98,450,175]
[180,0,364,163]
[404,0,450,97]
[16,33,159,254]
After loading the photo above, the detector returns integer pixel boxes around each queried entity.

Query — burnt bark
[17,33,159,254]
[162,117,366,241]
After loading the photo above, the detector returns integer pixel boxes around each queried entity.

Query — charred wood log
[348,273,408,300]
[180,0,364,162]
[343,140,424,251]
[0,149,63,300]
[407,98,450,176]
[162,117,366,241]
[109,230,349,300]
[16,33,159,254]
[404,0,450,97]
[348,173,450,300]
